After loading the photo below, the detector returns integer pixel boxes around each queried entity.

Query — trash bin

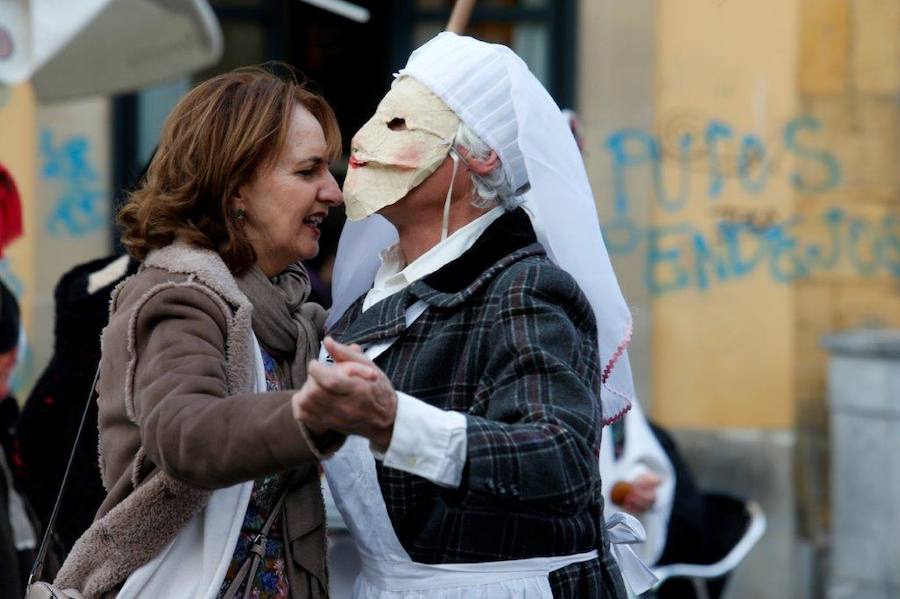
[822,330,900,599]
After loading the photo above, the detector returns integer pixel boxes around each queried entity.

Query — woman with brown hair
[52,66,345,598]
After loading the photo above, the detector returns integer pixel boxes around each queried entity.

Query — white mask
[342,76,460,221]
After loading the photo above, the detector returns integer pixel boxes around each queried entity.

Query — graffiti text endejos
[601,115,898,295]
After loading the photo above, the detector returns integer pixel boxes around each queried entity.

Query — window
[392,0,575,107]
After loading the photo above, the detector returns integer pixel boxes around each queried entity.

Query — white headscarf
[329,32,634,424]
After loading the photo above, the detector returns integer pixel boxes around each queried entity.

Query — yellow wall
[29,98,112,393]
[0,86,112,394]
[652,0,800,428]
[578,0,657,407]
[0,84,37,368]
[576,0,900,430]
[794,0,900,430]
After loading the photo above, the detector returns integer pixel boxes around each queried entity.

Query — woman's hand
[292,337,397,449]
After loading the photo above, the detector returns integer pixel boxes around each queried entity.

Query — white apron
[324,435,597,598]
[322,302,656,597]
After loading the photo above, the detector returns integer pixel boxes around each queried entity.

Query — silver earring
[232,208,247,221]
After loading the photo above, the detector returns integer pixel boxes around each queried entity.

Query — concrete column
[823,330,900,599]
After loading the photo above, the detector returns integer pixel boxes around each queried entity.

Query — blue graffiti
[705,119,733,198]
[784,116,842,194]
[40,129,105,236]
[604,209,900,296]
[599,115,875,295]
[738,134,770,194]
[605,115,843,216]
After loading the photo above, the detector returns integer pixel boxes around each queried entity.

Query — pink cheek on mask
[390,142,425,168]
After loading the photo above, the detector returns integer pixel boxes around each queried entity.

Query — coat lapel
[332,288,416,348]
[331,208,545,345]
[410,208,544,308]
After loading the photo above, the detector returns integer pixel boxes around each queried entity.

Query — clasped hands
[291,337,397,450]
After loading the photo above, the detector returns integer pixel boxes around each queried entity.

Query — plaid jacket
[330,209,626,598]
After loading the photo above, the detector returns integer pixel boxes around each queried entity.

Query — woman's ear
[230,188,248,221]
[231,185,247,210]
[456,147,500,176]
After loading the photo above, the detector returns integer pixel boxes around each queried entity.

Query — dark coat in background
[17,255,138,553]
[0,276,44,596]
[0,450,26,597]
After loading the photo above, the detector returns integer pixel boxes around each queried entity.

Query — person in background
[0,278,39,597]
[0,277,21,463]
[563,107,738,597]
[560,108,675,568]
[17,255,138,555]
[600,399,675,567]
[51,66,344,598]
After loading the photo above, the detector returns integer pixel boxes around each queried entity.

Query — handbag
[24,368,99,599]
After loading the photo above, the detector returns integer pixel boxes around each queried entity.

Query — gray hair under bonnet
[454,122,523,211]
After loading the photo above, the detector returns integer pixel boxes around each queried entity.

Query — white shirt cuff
[371,391,468,488]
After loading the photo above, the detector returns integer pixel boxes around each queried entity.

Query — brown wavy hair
[118,65,341,274]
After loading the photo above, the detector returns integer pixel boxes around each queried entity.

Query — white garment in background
[116,336,264,598]
[599,399,675,566]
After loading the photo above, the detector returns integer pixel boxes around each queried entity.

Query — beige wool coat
[55,241,336,598]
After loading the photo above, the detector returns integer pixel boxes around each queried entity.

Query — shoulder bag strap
[222,486,289,599]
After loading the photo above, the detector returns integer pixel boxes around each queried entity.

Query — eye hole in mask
[387,117,408,131]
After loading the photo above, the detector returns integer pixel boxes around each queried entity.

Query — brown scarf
[236,263,326,389]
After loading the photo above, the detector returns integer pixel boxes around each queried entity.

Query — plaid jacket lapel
[408,242,545,309]
[331,288,417,348]
[331,208,543,344]
[408,208,544,308]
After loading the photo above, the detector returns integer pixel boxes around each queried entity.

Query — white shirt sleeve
[370,391,468,488]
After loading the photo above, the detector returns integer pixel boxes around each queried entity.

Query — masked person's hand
[292,337,397,449]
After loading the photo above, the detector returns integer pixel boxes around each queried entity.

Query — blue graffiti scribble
[40,129,105,236]
[738,134,770,194]
[605,115,843,218]
[600,115,865,294]
[605,128,655,216]
[784,116,842,194]
[706,120,734,198]
[605,209,900,296]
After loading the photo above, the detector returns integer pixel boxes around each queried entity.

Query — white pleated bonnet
[398,32,530,196]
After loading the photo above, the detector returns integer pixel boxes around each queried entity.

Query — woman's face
[235,104,342,277]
